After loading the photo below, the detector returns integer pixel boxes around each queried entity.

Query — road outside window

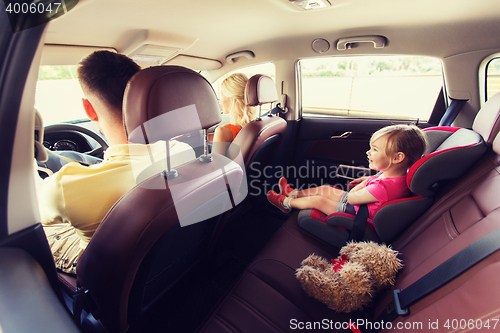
[300,56,443,121]
[487,58,500,100]
[35,65,87,125]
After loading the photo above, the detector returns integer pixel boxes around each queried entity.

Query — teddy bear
[295,241,403,313]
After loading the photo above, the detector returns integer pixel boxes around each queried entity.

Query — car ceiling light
[289,0,331,10]
[129,44,183,66]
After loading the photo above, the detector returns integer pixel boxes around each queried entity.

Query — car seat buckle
[392,289,409,316]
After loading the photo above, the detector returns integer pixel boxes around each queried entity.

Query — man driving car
[38,50,195,274]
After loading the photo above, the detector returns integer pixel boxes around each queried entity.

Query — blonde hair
[221,73,256,127]
[371,124,427,167]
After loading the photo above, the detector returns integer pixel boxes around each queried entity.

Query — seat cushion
[198,212,369,333]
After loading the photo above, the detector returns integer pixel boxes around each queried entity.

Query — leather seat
[197,93,500,333]
[72,66,244,333]
[226,74,287,198]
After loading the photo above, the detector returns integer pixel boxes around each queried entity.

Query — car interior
[2,0,500,332]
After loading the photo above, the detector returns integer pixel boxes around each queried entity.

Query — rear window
[299,56,443,121]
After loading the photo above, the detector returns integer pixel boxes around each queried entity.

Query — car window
[35,65,87,125]
[213,62,276,113]
[299,56,443,121]
[486,58,500,101]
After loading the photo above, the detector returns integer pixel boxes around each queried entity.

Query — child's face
[367,135,392,171]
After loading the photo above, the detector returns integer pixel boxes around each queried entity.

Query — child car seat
[298,126,487,247]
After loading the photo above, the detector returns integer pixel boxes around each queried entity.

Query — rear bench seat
[197,99,500,333]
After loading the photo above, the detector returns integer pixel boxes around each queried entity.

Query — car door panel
[0,6,78,332]
[305,132,372,165]
[292,117,408,189]
[0,247,79,333]
[0,224,64,300]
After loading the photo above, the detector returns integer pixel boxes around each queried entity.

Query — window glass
[213,62,276,112]
[300,56,443,121]
[486,58,500,100]
[35,65,87,125]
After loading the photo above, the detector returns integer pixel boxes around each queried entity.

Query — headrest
[244,74,278,106]
[407,127,486,197]
[227,115,287,167]
[472,92,500,144]
[123,66,221,143]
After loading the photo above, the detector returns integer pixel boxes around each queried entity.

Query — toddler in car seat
[267,124,427,222]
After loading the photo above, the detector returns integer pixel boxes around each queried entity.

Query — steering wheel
[44,123,109,157]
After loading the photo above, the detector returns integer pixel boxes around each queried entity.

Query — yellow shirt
[39,140,195,273]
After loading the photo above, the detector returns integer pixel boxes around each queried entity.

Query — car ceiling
[43,0,500,70]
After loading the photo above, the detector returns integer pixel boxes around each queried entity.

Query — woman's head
[220,73,256,127]
[369,124,427,168]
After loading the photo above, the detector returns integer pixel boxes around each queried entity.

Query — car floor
[128,198,288,333]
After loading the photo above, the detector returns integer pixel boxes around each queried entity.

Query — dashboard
[38,123,108,176]
[43,130,93,153]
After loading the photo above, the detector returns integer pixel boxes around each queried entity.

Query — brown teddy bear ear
[300,254,331,271]
[340,241,403,289]
[339,241,361,256]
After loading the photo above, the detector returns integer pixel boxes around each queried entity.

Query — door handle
[331,131,352,139]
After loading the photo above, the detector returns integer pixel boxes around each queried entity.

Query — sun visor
[41,45,116,66]
[164,55,222,71]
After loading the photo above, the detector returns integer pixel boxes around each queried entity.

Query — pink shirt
[357,174,410,221]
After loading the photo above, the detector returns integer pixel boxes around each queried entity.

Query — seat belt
[375,227,500,328]
[438,98,468,126]
[347,174,380,242]
[349,204,368,242]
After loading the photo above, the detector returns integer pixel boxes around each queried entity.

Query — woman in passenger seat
[212,73,257,155]
[267,125,427,222]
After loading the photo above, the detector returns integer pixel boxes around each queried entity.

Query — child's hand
[347,188,378,205]
[348,176,369,187]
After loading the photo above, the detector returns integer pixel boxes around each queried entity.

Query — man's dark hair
[77,50,140,113]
